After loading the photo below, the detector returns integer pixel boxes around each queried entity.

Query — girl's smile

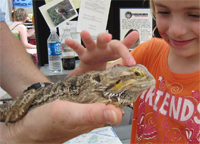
[169,38,195,47]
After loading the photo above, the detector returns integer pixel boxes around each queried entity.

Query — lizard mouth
[108,78,156,92]
[102,79,156,105]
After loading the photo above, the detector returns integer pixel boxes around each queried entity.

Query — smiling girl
[66,0,200,143]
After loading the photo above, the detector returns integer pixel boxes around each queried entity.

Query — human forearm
[27,28,35,37]
[21,34,36,49]
[23,42,36,49]
[0,21,50,98]
[20,36,36,49]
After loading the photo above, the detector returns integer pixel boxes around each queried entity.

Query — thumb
[67,102,123,127]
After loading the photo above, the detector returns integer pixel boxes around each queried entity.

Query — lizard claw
[121,108,124,116]
[3,89,36,124]
[5,108,25,125]
[106,99,122,106]
[106,99,112,105]
[105,100,124,116]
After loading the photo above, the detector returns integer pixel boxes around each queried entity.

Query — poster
[120,8,152,49]
[39,0,78,29]
[77,0,111,35]
[13,0,33,8]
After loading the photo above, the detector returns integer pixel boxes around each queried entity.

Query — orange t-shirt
[123,38,200,143]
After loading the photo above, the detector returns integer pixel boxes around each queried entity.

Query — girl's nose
[168,16,187,38]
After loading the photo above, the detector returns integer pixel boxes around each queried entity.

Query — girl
[9,8,37,65]
[66,0,200,143]
[9,8,36,49]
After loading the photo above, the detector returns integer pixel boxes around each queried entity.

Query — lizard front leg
[1,89,37,125]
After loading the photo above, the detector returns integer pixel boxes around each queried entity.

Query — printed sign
[120,8,153,49]
[14,0,33,8]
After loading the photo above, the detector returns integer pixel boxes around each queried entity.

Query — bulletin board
[33,0,160,66]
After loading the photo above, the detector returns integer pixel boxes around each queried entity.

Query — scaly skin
[0,64,156,124]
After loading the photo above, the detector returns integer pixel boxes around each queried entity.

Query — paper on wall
[39,0,78,29]
[77,0,111,35]
[120,8,152,49]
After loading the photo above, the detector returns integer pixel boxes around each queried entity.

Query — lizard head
[90,64,156,107]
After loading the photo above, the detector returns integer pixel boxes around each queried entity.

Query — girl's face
[154,0,200,58]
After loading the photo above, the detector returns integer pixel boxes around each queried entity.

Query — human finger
[27,101,122,127]
[65,38,86,57]
[67,102,123,126]
[109,40,136,66]
[31,101,122,130]
[122,31,139,48]
[80,30,96,51]
[96,33,112,49]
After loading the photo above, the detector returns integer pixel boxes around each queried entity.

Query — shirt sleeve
[0,8,5,22]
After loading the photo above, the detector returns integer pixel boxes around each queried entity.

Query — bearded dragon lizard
[0,64,155,125]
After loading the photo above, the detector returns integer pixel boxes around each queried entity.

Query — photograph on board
[47,0,76,26]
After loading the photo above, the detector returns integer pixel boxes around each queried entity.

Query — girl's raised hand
[65,30,139,69]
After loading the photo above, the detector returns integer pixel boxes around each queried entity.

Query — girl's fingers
[66,30,138,66]
[65,38,86,57]
[109,40,136,66]
[80,30,96,51]
[122,31,139,48]
[96,33,112,49]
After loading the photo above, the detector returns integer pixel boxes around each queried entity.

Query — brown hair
[149,0,157,36]
[150,0,156,20]
[14,8,28,21]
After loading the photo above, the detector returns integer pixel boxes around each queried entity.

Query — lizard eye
[132,68,145,78]
[134,71,140,76]
[116,79,121,84]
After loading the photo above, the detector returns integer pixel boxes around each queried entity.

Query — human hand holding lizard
[1,99,122,143]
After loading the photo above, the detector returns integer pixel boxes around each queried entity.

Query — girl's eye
[156,11,170,15]
[188,14,200,18]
